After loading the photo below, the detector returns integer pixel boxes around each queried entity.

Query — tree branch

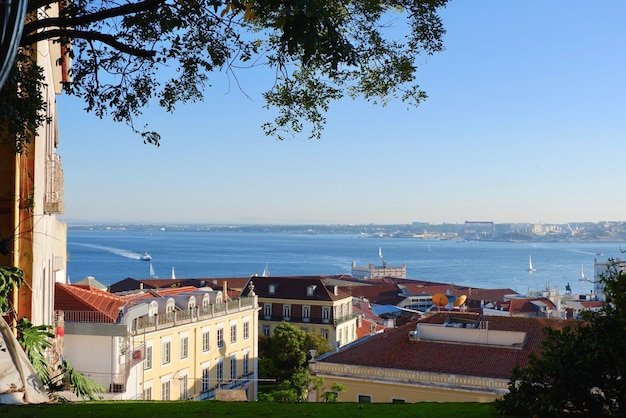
[27,0,58,14]
[22,29,156,58]
[23,0,166,36]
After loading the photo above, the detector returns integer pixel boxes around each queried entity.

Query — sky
[56,1,626,225]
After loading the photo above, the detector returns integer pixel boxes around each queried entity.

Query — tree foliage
[2,0,448,150]
[258,322,331,402]
[495,260,626,417]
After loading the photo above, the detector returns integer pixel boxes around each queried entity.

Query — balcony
[59,296,257,335]
[44,153,64,214]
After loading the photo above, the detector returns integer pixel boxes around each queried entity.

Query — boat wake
[74,243,145,260]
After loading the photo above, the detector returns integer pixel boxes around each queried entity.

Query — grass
[1,400,503,417]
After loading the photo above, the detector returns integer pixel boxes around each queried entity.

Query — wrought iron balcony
[45,153,64,214]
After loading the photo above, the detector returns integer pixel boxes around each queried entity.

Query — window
[391,398,406,403]
[283,304,291,320]
[143,386,152,400]
[161,381,170,401]
[263,325,270,336]
[243,320,250,340]
[188,296,196,310]
[243,352,249,375]
[217,327,224,348]
[201,365,210,392]
[148,301,158,317]
[302,305,310,322]
[321,329,329,340]
[180,335,189,359]
[166,298,175,315]
[338,328,342,345]
[230,355,237,380]
[162,340,171,365]
[358,394,372,403]
[216,359,224,383]
[263,303,272,318]
[230,323,237,344]
[202,329,210,352]
[322,307,330,322]
[268,284,275,295]
[144,345,153,370]
[179,375,188,400]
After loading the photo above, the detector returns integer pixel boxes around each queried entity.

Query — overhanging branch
[24,0,166,35]
[22,29,156,58]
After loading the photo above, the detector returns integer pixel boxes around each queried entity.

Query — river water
[66,229,620,295]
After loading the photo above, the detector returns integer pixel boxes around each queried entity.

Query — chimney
[223,281,227,302]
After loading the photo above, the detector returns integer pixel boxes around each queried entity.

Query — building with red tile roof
[309,312,576,403]
[55,282,258,402]
[240,276,359,348]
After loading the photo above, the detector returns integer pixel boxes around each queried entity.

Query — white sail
[262,263,270,277]
[171,266,176,280]
[528,256,536,272]
[378,247,383,259]
[149,262,156,278]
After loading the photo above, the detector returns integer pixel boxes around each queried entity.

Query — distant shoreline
[65,221,626,244]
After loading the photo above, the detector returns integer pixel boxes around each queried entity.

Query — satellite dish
[453,294,467,307]
[432,293,448,307]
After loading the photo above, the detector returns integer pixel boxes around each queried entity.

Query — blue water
[66,229,621,296]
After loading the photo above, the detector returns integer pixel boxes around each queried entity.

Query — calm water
[66,229,621,296]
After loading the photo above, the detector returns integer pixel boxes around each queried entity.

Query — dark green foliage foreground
[495,259,626,417]
[0,401,500,418]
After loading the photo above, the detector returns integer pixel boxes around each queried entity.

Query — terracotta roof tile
[318,313,576,380]
[240,276,351,301]
[55,283,126,322]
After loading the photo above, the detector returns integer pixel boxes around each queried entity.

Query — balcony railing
[45,153,64,214]
[59,297,257,335]
[259,312,358,326]
[76,372,127,393]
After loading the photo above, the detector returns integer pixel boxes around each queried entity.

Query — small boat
[141,252,152,261]
[528,256,536,272]
[595,251,603,256]
[580,264,590,282]
[149,262,157,278]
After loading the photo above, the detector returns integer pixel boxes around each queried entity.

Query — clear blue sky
[57,1,626,225]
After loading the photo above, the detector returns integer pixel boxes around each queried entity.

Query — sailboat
[580,264,589,282]
[378,246,383,259]
[528,256,536,272]
[149,262,157,278]
[171,266,176,280]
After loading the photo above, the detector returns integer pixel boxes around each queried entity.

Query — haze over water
[66,229,622,297]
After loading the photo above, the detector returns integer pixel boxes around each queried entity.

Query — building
[309,312,576,403]
[0,3,68,327]
[350,261,406,279]
[55,282,259,401]
[240,276,358,349]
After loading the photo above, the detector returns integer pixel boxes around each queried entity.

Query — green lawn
[1,400,503,418]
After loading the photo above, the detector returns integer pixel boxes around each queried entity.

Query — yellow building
[241,276,358,348]
[309,313,576,403]
[56,283,259,401]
